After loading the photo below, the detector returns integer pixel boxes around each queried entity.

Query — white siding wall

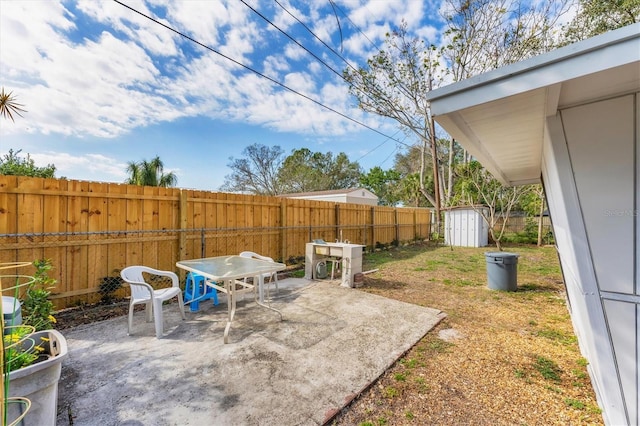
[345,196,378,206]
[542,93,638,425]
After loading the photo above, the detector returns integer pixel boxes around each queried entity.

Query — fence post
[395,208,400,246]
[201,228,205,258]
[335,203,340,241]
[280,198,287,263]
[370,207,375,249]
[179,189,188,265]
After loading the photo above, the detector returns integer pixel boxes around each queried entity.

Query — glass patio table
[176,255,286,343]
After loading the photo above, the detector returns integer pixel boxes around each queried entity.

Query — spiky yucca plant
[0,88,27,122]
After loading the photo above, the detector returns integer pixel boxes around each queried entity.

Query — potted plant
[1,260,68,426]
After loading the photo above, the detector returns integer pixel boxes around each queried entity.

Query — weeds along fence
[0,176,432,309]
[492,215,554,245]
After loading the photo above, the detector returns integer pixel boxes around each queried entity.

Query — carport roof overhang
[426,23,640,187]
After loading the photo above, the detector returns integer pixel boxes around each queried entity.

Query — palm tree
[0,87,27,122]
[125,156,177,187]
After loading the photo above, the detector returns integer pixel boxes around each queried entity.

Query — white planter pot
[6,329,68,426]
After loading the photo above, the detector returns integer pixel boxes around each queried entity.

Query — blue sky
[1,0,443,190]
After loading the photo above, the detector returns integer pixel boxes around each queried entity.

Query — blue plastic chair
[184,272,219,312]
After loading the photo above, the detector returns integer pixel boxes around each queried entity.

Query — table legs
[253,274,282,321]
[220,276,282,344]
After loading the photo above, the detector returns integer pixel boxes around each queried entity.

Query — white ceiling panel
[427,24,640,186]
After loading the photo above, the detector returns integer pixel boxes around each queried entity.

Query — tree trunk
[446,137,454,205]
[488,227,502,251]
[429,116,441,236]
[537,191,545,247]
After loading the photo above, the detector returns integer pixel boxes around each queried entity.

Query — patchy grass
[534,355,563,382]
[535,327,578,345]
[331,242,602,426]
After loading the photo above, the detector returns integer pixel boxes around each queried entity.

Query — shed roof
[426,24,640,186]
[279,188,377,198]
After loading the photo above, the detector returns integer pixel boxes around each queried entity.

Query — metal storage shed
[426,24,640,426]
[444,207,488,247]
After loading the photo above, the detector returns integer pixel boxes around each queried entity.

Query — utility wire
[240,0,346,81]
[327,0,344,53]
[268,1,416,166]
[112,0,410,148]
[273,0,359,73]
[329,0,380,52]
[379,145,399,166]
[266,0,402,148]
[264,2,415,167]
[355,129,402,162]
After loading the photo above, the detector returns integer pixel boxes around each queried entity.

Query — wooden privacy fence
[492,215,552,234]
[0,176,432,309]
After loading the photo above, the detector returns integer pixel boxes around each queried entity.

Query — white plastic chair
[239,251,279,296]
[120,266,186,338]
[327,257,342,280]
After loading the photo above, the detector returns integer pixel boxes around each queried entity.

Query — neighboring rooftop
[279,188,379,206]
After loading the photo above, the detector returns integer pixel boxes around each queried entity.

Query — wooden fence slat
[0,176,433,309]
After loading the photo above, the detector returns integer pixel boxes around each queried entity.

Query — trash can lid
[484,252,519,258]
[2,296,21,315]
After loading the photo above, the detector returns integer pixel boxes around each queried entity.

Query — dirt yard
[329,242,603,426]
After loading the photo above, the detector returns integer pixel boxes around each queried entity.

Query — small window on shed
[362,191,365,196]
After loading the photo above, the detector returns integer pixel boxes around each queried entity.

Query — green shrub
[22,259,56,331]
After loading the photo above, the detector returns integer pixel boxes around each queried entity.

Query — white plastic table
[176,255,286,343]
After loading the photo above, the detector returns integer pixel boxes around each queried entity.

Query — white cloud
[78,0,181,56]
[29,151,128,182]
[272,1,304,32]
[1,0,441,144]
[284,42,307,61]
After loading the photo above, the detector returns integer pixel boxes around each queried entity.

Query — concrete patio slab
[56,278,445,426]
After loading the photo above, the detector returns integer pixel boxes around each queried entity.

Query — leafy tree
[435,0,568,224]
[0,149,56,178]
[0,91,54,178]
[391,146,438,207]
[393,137,467,208]
[440,0,570,79]
[0,87,26,122]
[561,0,640,45]
[220,144,285,195]
[393,145,422,177]
[397,173,426,207]
[125,156,177,187]
[519,184,547,246]
[359,166,402,206]
[453,161,532,251]
[344,23,444,228]
[277,148,362,193]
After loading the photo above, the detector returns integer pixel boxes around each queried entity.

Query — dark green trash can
[484,252,519,291]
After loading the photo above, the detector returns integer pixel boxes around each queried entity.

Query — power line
[355,129,402,162]
[328,0,380,52]
[378,144,399,167]
[268,0,398,136]
[240,0,345,81]
[112,0,410,148]
[327,0,344,53]
[273,0,359,74]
